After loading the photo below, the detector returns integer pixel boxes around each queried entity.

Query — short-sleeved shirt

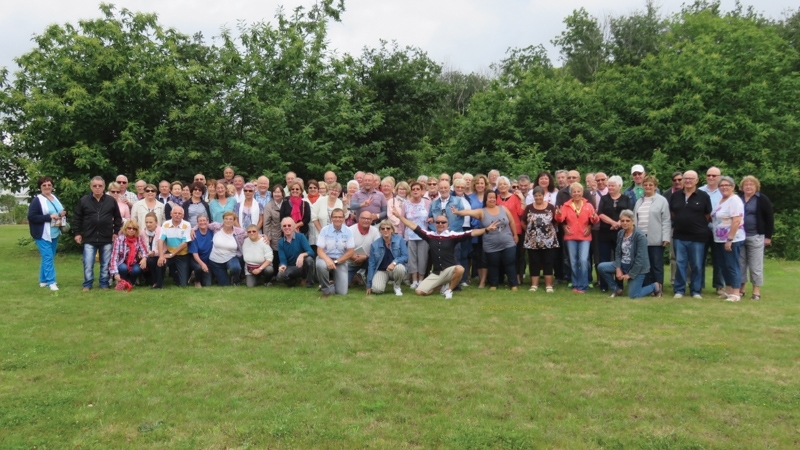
[317,224,355,260]
[160,220,193,255]
[669,189,712,242]
[711,196,746,243]
[189,228,214,261]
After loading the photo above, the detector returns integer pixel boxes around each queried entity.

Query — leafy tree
[0,3,221,212]
[551,8,607,83]
[608,0,666,66]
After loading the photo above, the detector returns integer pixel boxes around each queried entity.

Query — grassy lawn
[0,224,798,449]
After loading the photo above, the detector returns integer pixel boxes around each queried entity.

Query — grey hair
[719,175,736,188]
[196,213,209,222]
[608,175,623,187]
[517,174,531,183]
[497,176,510,186]
[620,209,635,221]
[347,180,360,190]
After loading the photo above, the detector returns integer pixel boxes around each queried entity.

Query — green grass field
[1,225,798,449]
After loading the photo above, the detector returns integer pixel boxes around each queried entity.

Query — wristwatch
[334,259,339,265]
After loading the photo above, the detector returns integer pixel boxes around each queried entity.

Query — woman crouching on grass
[597,210,662,298]
[109,219,148,287]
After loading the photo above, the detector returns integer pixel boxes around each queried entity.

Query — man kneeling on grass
[395,206,497,299]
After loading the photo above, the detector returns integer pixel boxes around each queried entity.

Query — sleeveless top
[481,207,516,253]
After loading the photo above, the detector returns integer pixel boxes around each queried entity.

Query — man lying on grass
[395,206,497,299]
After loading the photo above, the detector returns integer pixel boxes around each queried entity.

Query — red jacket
[555,200,599,241]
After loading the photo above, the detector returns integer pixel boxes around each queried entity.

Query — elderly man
[349,173,387,224]
[134,179,147,200]
[113,174,138,208]
[427,180,464,232]
[396,207,494,299]
[316,208,355,297]
[283,171,297,197]
[157,180,171,204]
[156,205,193,288]
[669,170,712,299]
[232,175,246,204]
[591,172,609,289]
[555,170,568,190]
[73,176,123,291]
[354,171,365,187]
[276,217,316,287]
[700,166,724,294]
[624,164,660,205]
[488,169,500,191]
[439,173,451,183]
[324,171,337,185]
[348,211,381,285]
[254,176,272,207]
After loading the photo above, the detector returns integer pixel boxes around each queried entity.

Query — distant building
[0,186,29,210]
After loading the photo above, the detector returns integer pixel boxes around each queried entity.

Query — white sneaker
[725,295,741,302]
[49,283,59,291]
[39,282,48,288]
[460,282,469,288]
[410,281,419,290]
[394,284,403,296]
[673,293,683,299]
[443,288,453,300]
[440,284,448,294]
[692,294,703,299]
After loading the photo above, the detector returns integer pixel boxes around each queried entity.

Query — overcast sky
[1,0,797,77]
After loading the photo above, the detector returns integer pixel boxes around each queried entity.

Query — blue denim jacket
[366,234,409,288]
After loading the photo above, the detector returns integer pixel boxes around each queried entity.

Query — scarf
[290,196,303,223]
[570,199,584,216]
[307,193,320,204]
[125,235,139,269]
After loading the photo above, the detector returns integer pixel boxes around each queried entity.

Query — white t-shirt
[711,196,746,243]
[210,230,239,263]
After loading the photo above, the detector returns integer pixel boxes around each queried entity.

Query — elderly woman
[366,220,409,296]
[597,175,631,290]
[164,181,184,218]
[280,181,312,235]
[522,186,559,293]
[108,181,131,220]
[242,224,275,287]
[496,176,524,285]
[598,210,662,298]
[141,212,162,287]
[263,184,285,263]
[28,176,66,291]
[182,181,212,227]
[454,190,519,291]
[312,182,344,244]
[737,176,773,300]
[210,180,236,223]
[463,173,474,196]
[555,182,599,293]
[634,175,671,289]
[342,180,360,226]
[109,219,148,286]
[208,211,245,286]
[402,181,431,289]
[131,183,165,230]
[234,182,264,230]
[387,181,409,237]
[189,214,214,288]
[318,181,328,197]
[712,176,746,302]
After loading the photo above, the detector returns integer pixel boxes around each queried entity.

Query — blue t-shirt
[189,229,214,261]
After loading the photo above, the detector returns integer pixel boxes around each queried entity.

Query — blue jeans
[160,255,190,287]
[713,241,743,288]
[644,245,665,286]
[208,257,242,286]
[190,258,213,286]
[704,238,725,289]
[117,263,143,283]
[597,240,615,290]
[82,243,112,289]
[566,240,590,292]
[674,239,705,296]
[35,237,59,285]
[460,240,472,283]
[597,261,623,292]
[598,262,657,298]
[347,261,369,285]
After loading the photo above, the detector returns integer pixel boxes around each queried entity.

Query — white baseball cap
[631,164,645,174]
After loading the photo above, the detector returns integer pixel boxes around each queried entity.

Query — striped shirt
[160,220,193,256]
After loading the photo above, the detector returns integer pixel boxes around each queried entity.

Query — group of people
[28,164,773,301]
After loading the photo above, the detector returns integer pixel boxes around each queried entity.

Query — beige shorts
[417,266,458,294]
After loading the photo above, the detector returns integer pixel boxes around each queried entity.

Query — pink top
[555,200,599,241]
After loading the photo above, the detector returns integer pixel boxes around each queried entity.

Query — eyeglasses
[308,186,318,190]
[110,190,120,193]
[595,178,607,182]
[435,220,448,224]
[672,178,683,183]
[281,224,294,228]
[427,183,437,186]
[244,189,254,192]
[247,230,258,234]
[511,185,518,190]
[632,172,644,176]
[379,227,392,231]
[116,180,128,184]
[719,184,733,188]
[706,174,719,178]
[291,188,301,191]
[145,189,156,193]
[92,184,104,188]
[126,227,137,230]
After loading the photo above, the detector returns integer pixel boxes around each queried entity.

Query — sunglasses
[247,231,258,234]
[92,184,104,188]
[435,220,448,224]
[428,183,437,186]
[110,190,120,193]
[673,178,682,183]
[126,227,137,230]
[308,186,318,190]
[116,181,128,184]
[145,189,156,193]
[511,185,518,189]
[244,189,254,192]
[379,227,392,231]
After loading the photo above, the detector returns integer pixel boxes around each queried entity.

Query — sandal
[751,294,761,300]
[545,286,554,293]
[529,285,538,292]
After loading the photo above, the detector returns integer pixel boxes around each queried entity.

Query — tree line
[1,0,799,258]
